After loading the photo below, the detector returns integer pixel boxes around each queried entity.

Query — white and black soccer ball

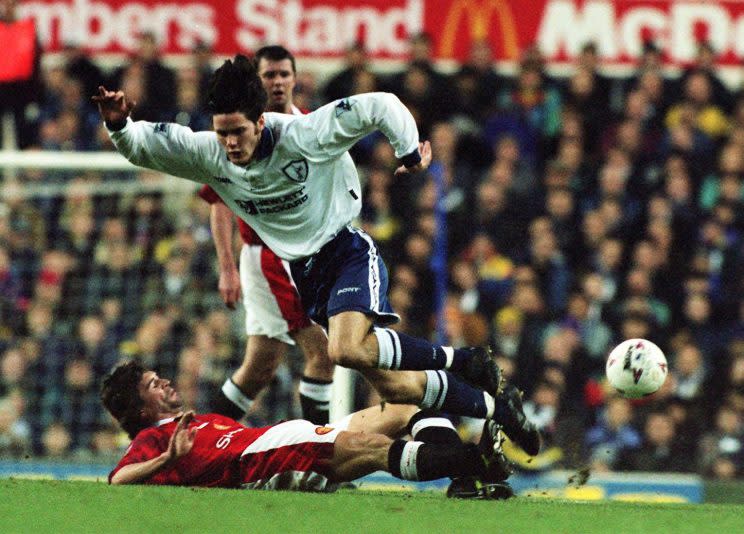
[605,338,668,398]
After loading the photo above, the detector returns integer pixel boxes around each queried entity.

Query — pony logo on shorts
[314,426,334,435]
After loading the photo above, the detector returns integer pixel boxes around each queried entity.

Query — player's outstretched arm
[110,412,197,485]
[394,141,431,176]
[297,93,422,167]
[93,87,219,183]
[92,86,136,131]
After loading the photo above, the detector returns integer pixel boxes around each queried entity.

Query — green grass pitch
[0,479,741,534]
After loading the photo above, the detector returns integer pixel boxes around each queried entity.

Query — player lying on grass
[101,360,513,497]
[92,55,539,457]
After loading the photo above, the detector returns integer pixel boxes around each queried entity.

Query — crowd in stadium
[1,29,744,480]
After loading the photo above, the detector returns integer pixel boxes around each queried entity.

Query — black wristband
[105,119,127,131]
[400,149,422,169]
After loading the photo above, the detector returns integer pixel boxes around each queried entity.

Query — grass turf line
[0,479,741,534]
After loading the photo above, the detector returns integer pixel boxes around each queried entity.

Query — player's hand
[91,86,136,129]
[219,266,242,310]
[394,141,432,176]
[166,411,197,462]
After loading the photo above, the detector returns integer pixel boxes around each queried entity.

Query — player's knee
[327,339,368,368]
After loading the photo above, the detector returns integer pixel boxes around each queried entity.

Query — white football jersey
[107,93,420,260]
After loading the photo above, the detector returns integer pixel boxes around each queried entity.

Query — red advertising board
[16,0,744,65]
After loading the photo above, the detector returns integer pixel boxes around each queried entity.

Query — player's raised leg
[295,227,502,394]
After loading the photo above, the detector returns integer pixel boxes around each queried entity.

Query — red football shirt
[198,105,307,246]
[109,413,270,487]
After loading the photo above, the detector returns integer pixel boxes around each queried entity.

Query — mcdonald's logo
[439,0,520,59]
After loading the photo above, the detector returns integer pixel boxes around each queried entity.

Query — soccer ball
[605,338,668,398]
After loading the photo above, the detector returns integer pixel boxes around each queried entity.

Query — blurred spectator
[616,411,692,472]
[110,32,176,121]
[670,342,707,401]
[41,422,72,458]
[0,0,42,148]
[0,395,29,457]
[63,44,105,99]
[679,41,731,112]
[487,59,562,165]
[585,396,642,471]
[699,403,744,479]
[323,41,370,103]
[666,70,729,140]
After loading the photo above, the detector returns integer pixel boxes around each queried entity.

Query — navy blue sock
[374,327,449,370]
[450,348,473,373]
[420,370,494,419]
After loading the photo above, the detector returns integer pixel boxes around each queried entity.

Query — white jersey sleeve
[107,118,219,182]
[286,92,420,163]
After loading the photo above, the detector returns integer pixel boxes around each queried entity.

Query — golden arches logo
[439,0,520,59]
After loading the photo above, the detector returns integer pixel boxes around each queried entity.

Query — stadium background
[2,0,744,494]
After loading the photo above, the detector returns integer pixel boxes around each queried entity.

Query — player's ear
[256,114,265,131]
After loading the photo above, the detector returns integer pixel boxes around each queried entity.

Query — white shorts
[240,419,348,491]
[240,244,312,344]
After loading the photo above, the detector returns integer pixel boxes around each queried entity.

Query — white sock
[299,379,332,411]
[484,392,495,419]
[399,441,423,481]
[221,379,253,412]
[421,370,448,411]
[442,346,455,369]
[374,327,400,370]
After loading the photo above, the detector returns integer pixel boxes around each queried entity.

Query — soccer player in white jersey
[93,55,539,456]
[200,46,334,425]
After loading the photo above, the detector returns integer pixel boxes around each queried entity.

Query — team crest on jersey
[153,123,169,135]
[315,426,334,435]
[335,98,355,117]
[282,159,309,183]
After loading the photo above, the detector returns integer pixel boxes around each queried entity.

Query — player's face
[257,58,296,113]
[138,370,183,420]
[213,113,265,165]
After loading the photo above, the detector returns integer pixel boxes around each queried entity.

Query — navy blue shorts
[289,226,400,328]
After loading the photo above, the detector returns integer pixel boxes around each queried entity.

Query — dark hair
[100,360,148,438]
[207,54,267,122]
[254,45,296,74]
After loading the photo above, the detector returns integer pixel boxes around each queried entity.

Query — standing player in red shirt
[200,45,334,424]
[102,360,513,497]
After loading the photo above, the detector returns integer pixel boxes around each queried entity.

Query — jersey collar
[154,414,181,427]
[253,126,275,161]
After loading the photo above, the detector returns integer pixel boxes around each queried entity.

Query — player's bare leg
[292,324,335,423]
[215,334,286,420]
[326,311,378,368]
[219,328,336,425]
[344,402,419,438]
[232,335,287,398]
